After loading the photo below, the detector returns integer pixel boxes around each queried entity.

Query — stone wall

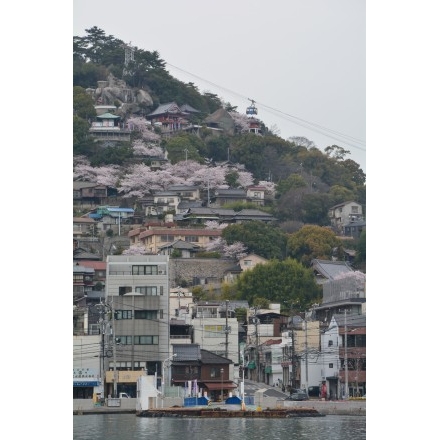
[169,258,235,289]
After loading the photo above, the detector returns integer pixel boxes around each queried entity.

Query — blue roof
[107,208,134,213]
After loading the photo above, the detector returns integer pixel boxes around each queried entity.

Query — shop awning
[204,382,237,390]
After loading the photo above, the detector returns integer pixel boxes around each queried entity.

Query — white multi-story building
[105,255,170,396]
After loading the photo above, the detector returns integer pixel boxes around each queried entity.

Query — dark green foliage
[354,229,366,271]
[236,258,321,308]
[196,251,221,259]
[163,133,207,164]
[89,145,133,166]
[73,86,96,119]
[222,221,288,260]
[301,193,332,225]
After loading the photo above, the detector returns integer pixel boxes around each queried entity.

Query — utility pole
[254,311,259,383]
[305,319,308,392]
[112,298,118,398]
[344,309,348,400]
[225,300,229,360]
[291,326,295,390]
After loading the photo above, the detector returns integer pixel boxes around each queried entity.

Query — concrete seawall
[73,398,365,416]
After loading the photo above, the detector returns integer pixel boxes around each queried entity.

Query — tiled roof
[79,261,106,270]
[312,259,353,280]
[96,112,120,119]
[200,349,233,364]
[148,102,184,117]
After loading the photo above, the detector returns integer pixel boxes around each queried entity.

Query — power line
[166,63,366,152]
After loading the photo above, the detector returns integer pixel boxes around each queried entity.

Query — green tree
[354,229,366,272]
[236,258,321,308]
[222,221,288,260]
[276,174,307,197]
[163,134,206,164]
[301,193,332,225]
[73,115,95,155]
[73,86,96,119]
[329,185,356,205]
[287,225,344,265]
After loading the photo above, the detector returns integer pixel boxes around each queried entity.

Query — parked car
[285,389,309,401]
[307,386,320,398]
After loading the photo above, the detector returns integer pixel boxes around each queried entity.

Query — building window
[117,336,132,345]
[119,286,132,296]
[185,236,199,243]
[351,206,359,213]
[328,340,333,347]
[160,309,164,319]
[132,265,158,275]
[134,335,159,345]
[204,325,224,337]
[160,235,170,242]
[135,286,158,296]
[134,310,158,320]
[115,310,132,320]
[329,363,333,369]
[243,260,252,266]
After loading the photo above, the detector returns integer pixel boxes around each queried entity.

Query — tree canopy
[287,225,344,265]
[222,221,288,260]
[236,258,321,308]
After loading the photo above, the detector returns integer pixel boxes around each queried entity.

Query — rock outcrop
[86,73,154,118]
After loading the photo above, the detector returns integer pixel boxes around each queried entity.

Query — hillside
[73,27,366,230]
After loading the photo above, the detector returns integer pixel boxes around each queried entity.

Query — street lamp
[220,368,224,402]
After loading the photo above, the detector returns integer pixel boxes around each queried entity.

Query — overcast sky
[73,0,366,172]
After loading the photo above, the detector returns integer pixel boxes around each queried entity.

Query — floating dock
[137,407,324,418]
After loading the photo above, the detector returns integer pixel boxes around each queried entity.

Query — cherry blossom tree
[73,156,120,187]
[204,221,228,230]
[204,237,224,253]
[236,170,254,188]
[122,244,148,255]
[132,139,164,157]
[118,164,185,197]
[223,241,248,260]
[205,237,247,260]
[126,115,161,143]
[333,270,366,286]
[229,112,250,133]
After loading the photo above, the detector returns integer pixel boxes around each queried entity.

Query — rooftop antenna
[122,42,135,76]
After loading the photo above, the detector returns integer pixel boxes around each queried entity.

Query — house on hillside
[343,220,366,239]
[129,227,222,254]
[73,217,97,239]
[246,185,266,206]
[73,182,111,206]
[328,201,363,233]
[214,188,247,206]
[89,111,131,141]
